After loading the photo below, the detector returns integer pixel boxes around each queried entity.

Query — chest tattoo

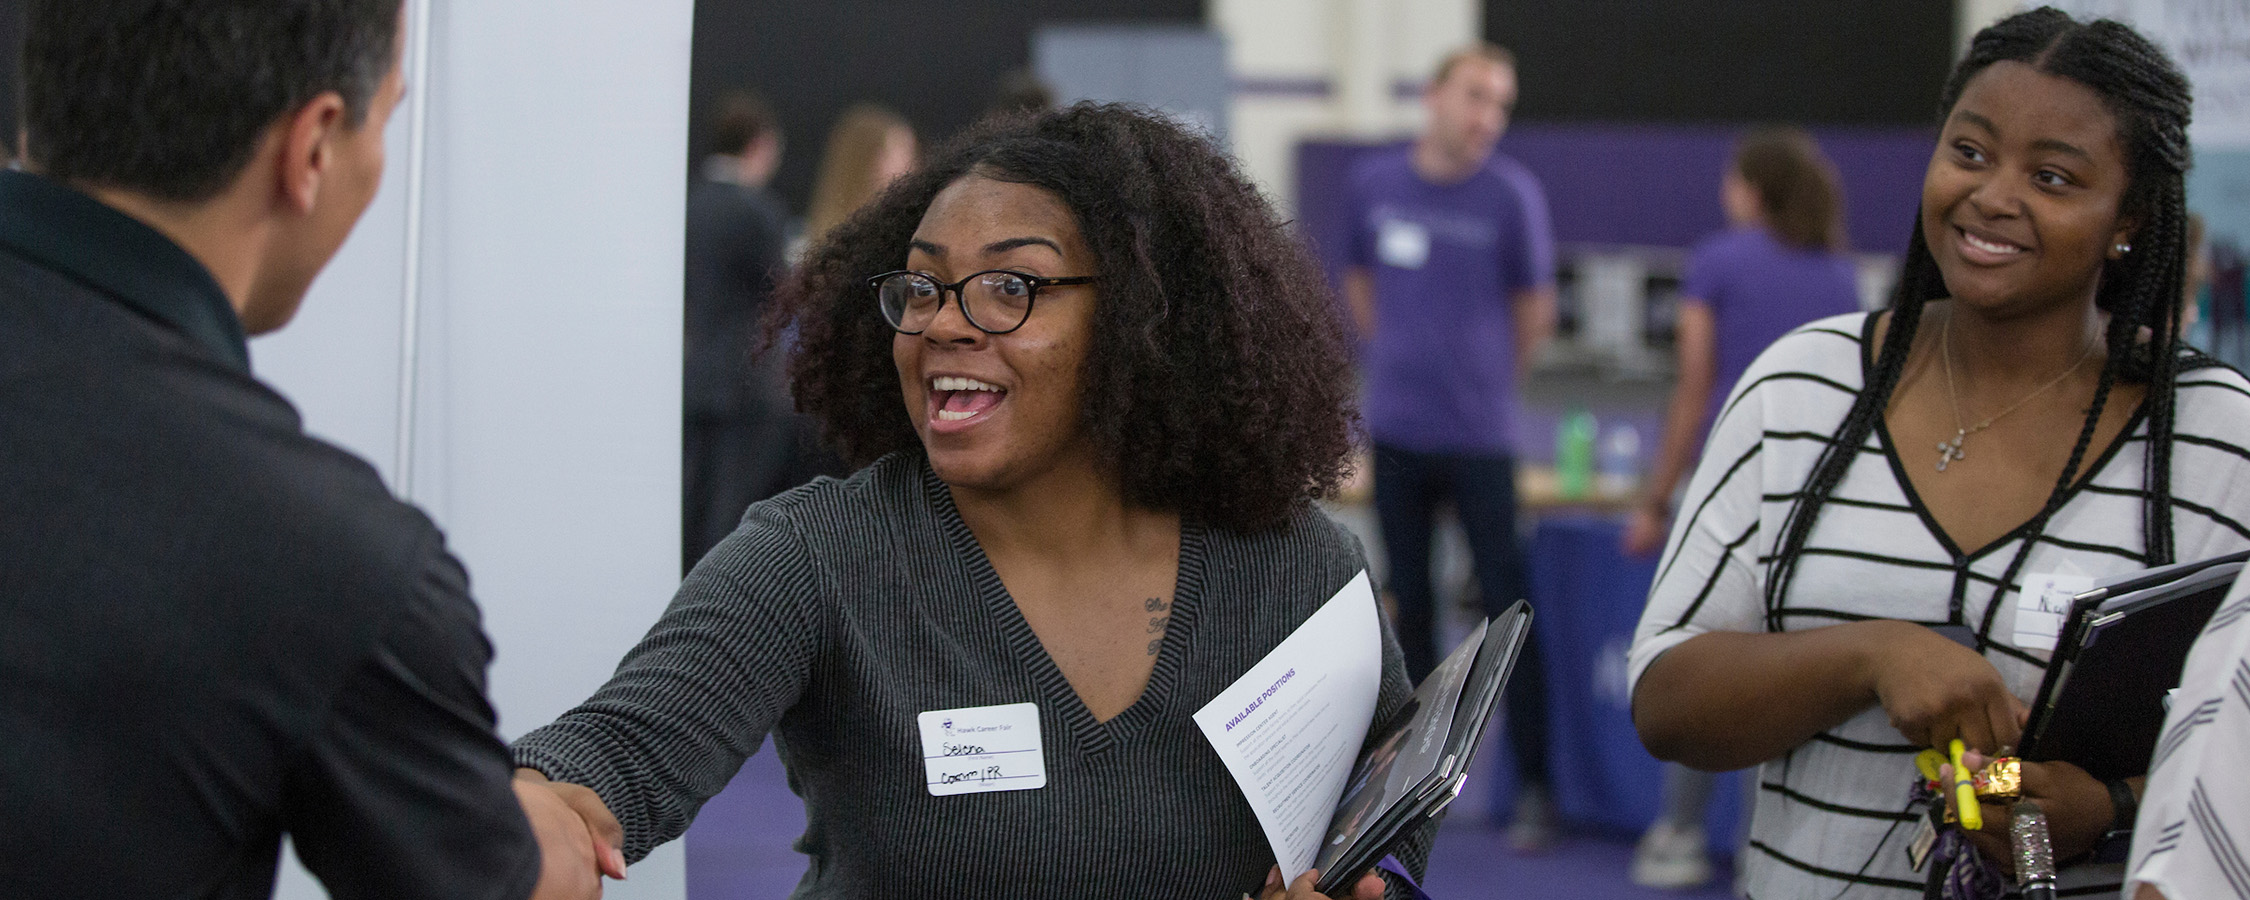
[1145,596,1172,655]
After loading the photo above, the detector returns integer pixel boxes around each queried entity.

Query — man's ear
[275,91,350,215]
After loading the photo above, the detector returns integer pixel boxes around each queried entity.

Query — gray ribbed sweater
[513,452,1427,897]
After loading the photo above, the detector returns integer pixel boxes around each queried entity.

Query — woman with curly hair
[1630,9,2250,899]
[511,103,1418,899]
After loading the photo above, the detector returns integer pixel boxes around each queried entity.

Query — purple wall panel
[1296,124,1935,278]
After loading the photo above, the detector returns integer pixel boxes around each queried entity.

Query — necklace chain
[1934,312,2097,473]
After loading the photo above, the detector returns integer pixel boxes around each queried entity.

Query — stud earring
[2114,242,2133,255]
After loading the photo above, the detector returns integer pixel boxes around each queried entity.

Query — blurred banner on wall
[1033,24,1231,144]
[2046,0,2250,146]
[2048,0,2250,367]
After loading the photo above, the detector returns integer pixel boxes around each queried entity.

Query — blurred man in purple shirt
[1341,41,1560,850]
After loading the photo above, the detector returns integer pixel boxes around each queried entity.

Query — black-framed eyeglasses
[869,269,1098,335]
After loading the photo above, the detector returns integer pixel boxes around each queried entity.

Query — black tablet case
[2019,556,2242,781]
[1313,601,1533,894]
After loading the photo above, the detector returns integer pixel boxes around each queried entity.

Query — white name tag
[2014,572,2093,652]
[1376,219,1430,270]
[916,702,1047,796]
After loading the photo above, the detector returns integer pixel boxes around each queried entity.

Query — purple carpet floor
[683,747,1740,899]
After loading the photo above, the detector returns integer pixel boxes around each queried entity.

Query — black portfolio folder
[1312,600,1532,895]
[2019,551,2246,782]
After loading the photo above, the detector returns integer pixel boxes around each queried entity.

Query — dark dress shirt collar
[0,170,249,371]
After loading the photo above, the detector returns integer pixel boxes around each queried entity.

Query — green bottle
[1557,409,1597,499]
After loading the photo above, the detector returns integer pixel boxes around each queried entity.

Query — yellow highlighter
[1949,739,1981,831]
[1916,748,1946,783]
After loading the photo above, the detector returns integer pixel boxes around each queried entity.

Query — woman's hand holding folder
[1939,750,2128,874]
[1251,865,1384,900]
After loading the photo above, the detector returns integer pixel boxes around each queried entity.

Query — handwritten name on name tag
[2014,572,2093,653]
[916,702,1047,797]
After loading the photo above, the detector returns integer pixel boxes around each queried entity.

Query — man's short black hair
[707,89,779,158]
[22,0,405,202]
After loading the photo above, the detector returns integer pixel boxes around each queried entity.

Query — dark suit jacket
[0,170,537,900]
[683,175,790,419]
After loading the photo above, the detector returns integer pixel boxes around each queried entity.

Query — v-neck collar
[920,459,1207,756]
[1860,311,2148,564]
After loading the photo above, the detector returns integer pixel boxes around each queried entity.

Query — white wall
[1214,0,1478,214]
[254,2,694,898]
[1956,0,2023,54]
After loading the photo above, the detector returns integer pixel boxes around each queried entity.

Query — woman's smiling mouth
[1955,225,2029,263]
[931,376,1005,422]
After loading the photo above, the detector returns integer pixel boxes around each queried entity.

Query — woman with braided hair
[1628,9,2250,898]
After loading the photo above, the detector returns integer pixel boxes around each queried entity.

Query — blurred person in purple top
[1622,126,1860,890]
[1625,127,1862,558]
[1340,41,1560,851]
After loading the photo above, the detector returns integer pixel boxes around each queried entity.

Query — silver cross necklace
[1935,312,2098,473]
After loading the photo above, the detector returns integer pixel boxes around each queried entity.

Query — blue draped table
[1489,513,1748,845]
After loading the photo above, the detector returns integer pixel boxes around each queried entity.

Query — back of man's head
[23,0,404,204]
[708,89,779,159]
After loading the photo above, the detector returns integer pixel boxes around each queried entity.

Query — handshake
[514,770,630,900]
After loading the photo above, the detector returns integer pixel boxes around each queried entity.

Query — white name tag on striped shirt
[917,702,1047,796]
[2014,572,2093,653]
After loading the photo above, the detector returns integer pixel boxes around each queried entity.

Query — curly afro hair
[766,102,1360,532]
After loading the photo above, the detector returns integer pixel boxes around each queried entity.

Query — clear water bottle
[1599,423,1642,497]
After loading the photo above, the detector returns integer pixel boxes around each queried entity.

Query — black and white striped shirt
[1628,312,2250,899]
[2129,571,2250,900]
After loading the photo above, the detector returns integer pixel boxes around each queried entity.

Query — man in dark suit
[0,3,609,897]
[682,89,826,573]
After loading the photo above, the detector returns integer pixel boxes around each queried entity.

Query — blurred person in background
[511,103,1421,899]
[0,1,603,897]
[986,68,1056,119]
[1623,127,1863,888]
[801,103,917,250]
[1340,42,1560,851]
[1626,127,1861,559]
[1630,10,2250,898]
[683,88,832,574]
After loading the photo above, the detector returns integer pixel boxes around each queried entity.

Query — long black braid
[1762,8,2197,639]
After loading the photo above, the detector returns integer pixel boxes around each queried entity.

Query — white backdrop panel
[257,1,694,897]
